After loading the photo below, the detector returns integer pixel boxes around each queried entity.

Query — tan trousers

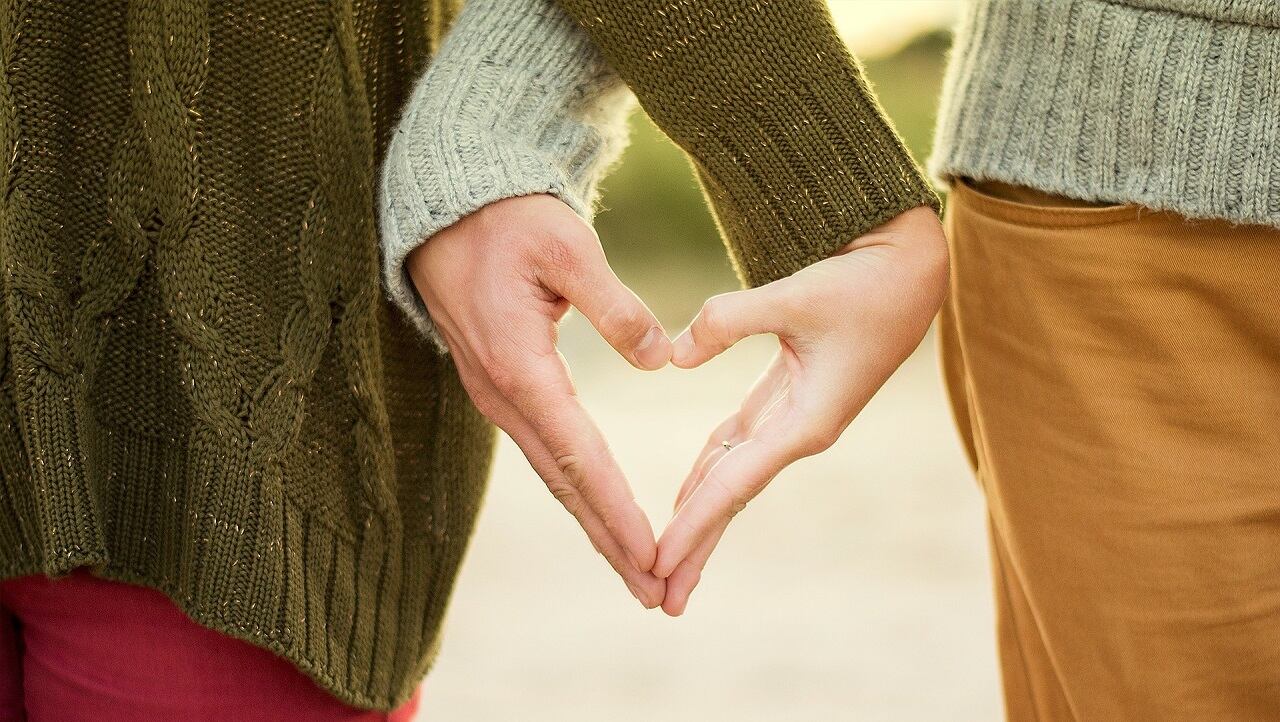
[940,178,1280,721]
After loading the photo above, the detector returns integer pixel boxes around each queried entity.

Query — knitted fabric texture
[931,0,1280,227]
[0,0,937,711]
[0,0,499,710]
[554,0,941,288]
[380,0,634,352]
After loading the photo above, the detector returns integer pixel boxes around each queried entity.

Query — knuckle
[546,479,585,515]
[473,347,503,377]
[554,453,586,487]
[673,514,702,540]
[601,301,649,341]
[458,376,501,419]
[487,367,521,398]
[697,296,732,347]
[476,351,522,397]
[707,474,748,518]
[597,506,624,536]
[775,284,813,320]
[536,234,585,278]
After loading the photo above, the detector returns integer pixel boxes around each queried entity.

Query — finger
[674,414,739,512]
[675,355,791,514]
[480,381,666,608]
[655,427,804,578]
[545,475,666,609]
[671,286,784,369]
[516,428,666,608]
[578,503,666,608]
[661,519,729,616]
[675,445,726,513]
[503,353,659,574]
[546,249,670,371]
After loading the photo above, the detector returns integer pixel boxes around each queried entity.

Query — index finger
[654,423,807,578]
[502,351,659,574]
[496,395,666,608]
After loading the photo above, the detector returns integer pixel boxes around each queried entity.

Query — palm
[409,194,672,609]
[653,206,950,616]
[673,349,798,512]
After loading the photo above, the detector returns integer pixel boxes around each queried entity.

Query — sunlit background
[421,2,1001,720]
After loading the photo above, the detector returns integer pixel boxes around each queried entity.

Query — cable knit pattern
[0,0,939,711]
[0,1,494,711]
[380,0,634,351]
[931,0,1280,227]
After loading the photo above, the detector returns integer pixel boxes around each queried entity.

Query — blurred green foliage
[593,29,951,328]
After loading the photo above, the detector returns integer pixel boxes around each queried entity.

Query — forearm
[378,0,635,349]
[554,0,940,287]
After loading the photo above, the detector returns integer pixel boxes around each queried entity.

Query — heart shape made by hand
[409,194,949,617]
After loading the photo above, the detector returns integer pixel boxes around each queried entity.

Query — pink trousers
[0,569,420,721]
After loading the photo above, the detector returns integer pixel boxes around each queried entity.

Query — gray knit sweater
[379,0,632,348]
[931,0,1280,227]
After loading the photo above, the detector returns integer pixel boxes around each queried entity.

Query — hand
[655,206,949,616]
[406,194,672,608]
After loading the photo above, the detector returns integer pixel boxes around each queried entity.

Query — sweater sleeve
[553,0,940,288]
[378,0,635,349]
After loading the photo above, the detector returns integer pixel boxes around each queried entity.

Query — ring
[721,440,734,451]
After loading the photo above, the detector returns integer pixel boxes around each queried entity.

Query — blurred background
[421,2,1002,720]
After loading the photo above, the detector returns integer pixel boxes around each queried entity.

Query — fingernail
[671,332,693,365]
[634,326,669,370]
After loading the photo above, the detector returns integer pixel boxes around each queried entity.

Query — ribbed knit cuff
[555,0,940,288]
[930,0,1280,227]
[378,0,634,352]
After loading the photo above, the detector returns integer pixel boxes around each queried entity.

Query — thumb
[672,286,782,368]
[554,251,671,371]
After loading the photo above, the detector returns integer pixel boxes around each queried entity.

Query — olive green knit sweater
[0,0,934,710]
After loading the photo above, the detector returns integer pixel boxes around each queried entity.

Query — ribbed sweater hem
[0,564,421,711]
[930,0,1280,227]
[0,412,489,711]
[557,0,941,290]
[378,0,632,353]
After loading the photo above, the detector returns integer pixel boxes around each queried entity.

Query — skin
[657,204,949,615]
[407,194,672,608]
[408,194,949,615]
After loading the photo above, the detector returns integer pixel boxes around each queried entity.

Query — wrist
[837,205,943,253]
[842,205,947,284]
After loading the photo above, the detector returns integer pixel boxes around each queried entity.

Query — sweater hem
[0,561,421,712]
[375,0,633,351]
[929,0,1280,228]
[0,412,489,713]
